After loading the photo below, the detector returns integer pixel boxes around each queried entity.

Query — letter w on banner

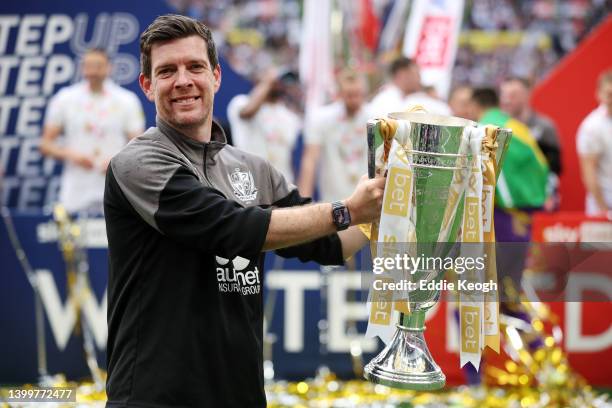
[402,0,465,99]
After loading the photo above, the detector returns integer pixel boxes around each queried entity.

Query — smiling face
[139,35,221,141]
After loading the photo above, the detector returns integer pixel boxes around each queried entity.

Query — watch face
[333,208,342,223]
[333,205,350,229]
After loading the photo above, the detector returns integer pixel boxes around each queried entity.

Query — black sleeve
[154,166,272,260]
[538,118,562,176]
[271,189,344,266]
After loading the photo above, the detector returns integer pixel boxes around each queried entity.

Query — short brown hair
[471,87,499,109]
[598,68,612,90]
[389,57,416,76]
[140,14,218,78]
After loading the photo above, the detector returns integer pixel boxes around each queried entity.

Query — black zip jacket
[104,118,343,408]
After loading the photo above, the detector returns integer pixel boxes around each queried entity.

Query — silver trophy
[363,112,511,390]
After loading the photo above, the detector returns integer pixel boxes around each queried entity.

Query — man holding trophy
[104,14,384,408]
[104,12,509,407]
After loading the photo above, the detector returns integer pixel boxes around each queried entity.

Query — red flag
[360,0,380,51]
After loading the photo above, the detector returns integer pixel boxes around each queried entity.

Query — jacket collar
[156,117,227,164]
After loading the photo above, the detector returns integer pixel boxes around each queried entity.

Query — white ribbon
[459,127,485,370]
[366,121,415,345]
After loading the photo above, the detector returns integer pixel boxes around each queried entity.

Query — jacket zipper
[203,143,213,187]
[202,143,228,199]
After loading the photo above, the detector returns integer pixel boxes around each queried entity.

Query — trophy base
[364,325,446,391]
[364,365,446,391]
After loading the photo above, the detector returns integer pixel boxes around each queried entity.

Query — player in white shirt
[298,70,371,202]
[40,48,145,213]
[577,69,612,217]
[370,57,450,118]
[227,69,302,182]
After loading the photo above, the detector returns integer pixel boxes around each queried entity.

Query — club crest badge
[228,168,258,203]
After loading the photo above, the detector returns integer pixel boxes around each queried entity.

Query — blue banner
[0,1,251,210]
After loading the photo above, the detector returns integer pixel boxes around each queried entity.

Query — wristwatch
[331,201,351,231]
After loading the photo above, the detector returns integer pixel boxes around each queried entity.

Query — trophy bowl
[363,112,511,390]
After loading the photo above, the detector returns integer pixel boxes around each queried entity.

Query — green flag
[480,108,549,209]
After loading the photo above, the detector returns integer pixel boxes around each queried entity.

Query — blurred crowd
[224,53,571,245]
[226,62,610,254]
[166,0,611,85]
[194,0,610,225]
[456,0,611,86]
[167,0,302,77]
[34,0,611,219]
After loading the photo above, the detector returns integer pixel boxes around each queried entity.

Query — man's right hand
[345,175,386,225]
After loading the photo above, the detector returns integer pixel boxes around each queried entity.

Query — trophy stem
[399,310,426,330]
[364,310,446,390]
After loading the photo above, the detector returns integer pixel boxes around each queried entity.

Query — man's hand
[238,68,280,120]
[345,175,386,225]
[68,152,95,169]
[263,175,386,252]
